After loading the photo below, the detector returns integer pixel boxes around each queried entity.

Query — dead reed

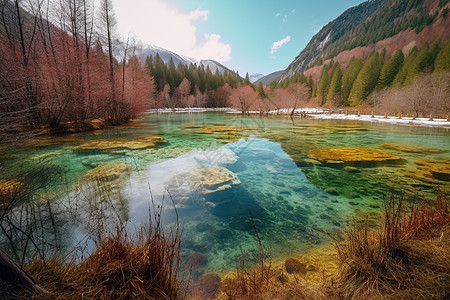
[333,189,450,299]
[5,197,185,299]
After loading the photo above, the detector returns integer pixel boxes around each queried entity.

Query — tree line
[144,54,242,109]
[274,39,449,115]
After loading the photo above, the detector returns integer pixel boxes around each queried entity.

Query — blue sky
[113,0,365,76]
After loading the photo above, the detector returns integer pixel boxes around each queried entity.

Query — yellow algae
[178,125,202,129]
[0,179,23,198]
[264,132,290,141]
[27,135,84,148]
[381,143,446,153]
[29,152,64,161]
[309,148,402,163]
[402,167,444,185]
[414,159,450,181]
[89,119,106,130]
[73,136,167,151]
[195,126,258,134]
[313,124,367,131]
[83,163,129,182]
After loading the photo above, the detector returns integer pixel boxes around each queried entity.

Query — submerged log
[0,249,48,295]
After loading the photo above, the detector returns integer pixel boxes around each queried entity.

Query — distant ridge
[255,70,284,85]
[138,44,233,74]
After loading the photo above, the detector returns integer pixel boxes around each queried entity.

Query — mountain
[255,70,284,85]
[138,44,233,74]
[280,0,449,81]
[249,73,264,83]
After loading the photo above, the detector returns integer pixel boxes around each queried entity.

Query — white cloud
[189,9,209,21]
[112,0,231,63]
[270,35,291,54]
[193,34,232,62]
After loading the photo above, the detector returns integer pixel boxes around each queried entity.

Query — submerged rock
[368,202,380,208]
[213,228,233,239]
[309,148,403,165]
[344,166,360,173]
[190,252,207,267]
[168,166,240,195]
[194,273,221,299]
[83,162,129,181]
[191,166,241,193]
[74,136,167,152]
[380,143,446,154]
[325,187,339,195]
[284,258,306,275]
[196,222,214,232]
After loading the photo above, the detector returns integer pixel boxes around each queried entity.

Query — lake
[1,112,449,279]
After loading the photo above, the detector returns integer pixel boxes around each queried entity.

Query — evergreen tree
[377,49,404,89]
[404,44,430,86]
[392,46,418,87]
[327,63,342,105]
[256,82,266,98]
[342,57,363,105]
[316,64,331,105]
[144,55,153,74]
[435,40,450,72]
[349,51,384,105]
[244,72,251,85]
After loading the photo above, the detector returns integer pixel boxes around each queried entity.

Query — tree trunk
[0,249,48,295]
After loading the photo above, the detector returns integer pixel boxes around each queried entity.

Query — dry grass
[2,188,449,300]
[5,206,185,300]
[332,189,450,299]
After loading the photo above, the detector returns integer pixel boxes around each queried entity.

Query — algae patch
[380,143,446,154]
[0,179,23,198]
[83,162,130,182]
[74,136,167,152]
[414,159,450,181]
[309,148,403,164]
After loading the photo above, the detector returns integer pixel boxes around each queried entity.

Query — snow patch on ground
[308,113,450,128]
[147,107,236,113]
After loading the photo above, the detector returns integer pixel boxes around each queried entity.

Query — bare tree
[288,83,310,116]
[228,84,257,114]
[98,0,117,120]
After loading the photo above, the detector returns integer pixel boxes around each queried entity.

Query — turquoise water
[1,112,449,278]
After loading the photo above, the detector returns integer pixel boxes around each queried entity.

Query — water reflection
[120,137,350,275]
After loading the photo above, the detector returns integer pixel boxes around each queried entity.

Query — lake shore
[148,107,450,129]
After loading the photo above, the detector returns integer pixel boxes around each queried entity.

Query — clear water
[1,112,449,278]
